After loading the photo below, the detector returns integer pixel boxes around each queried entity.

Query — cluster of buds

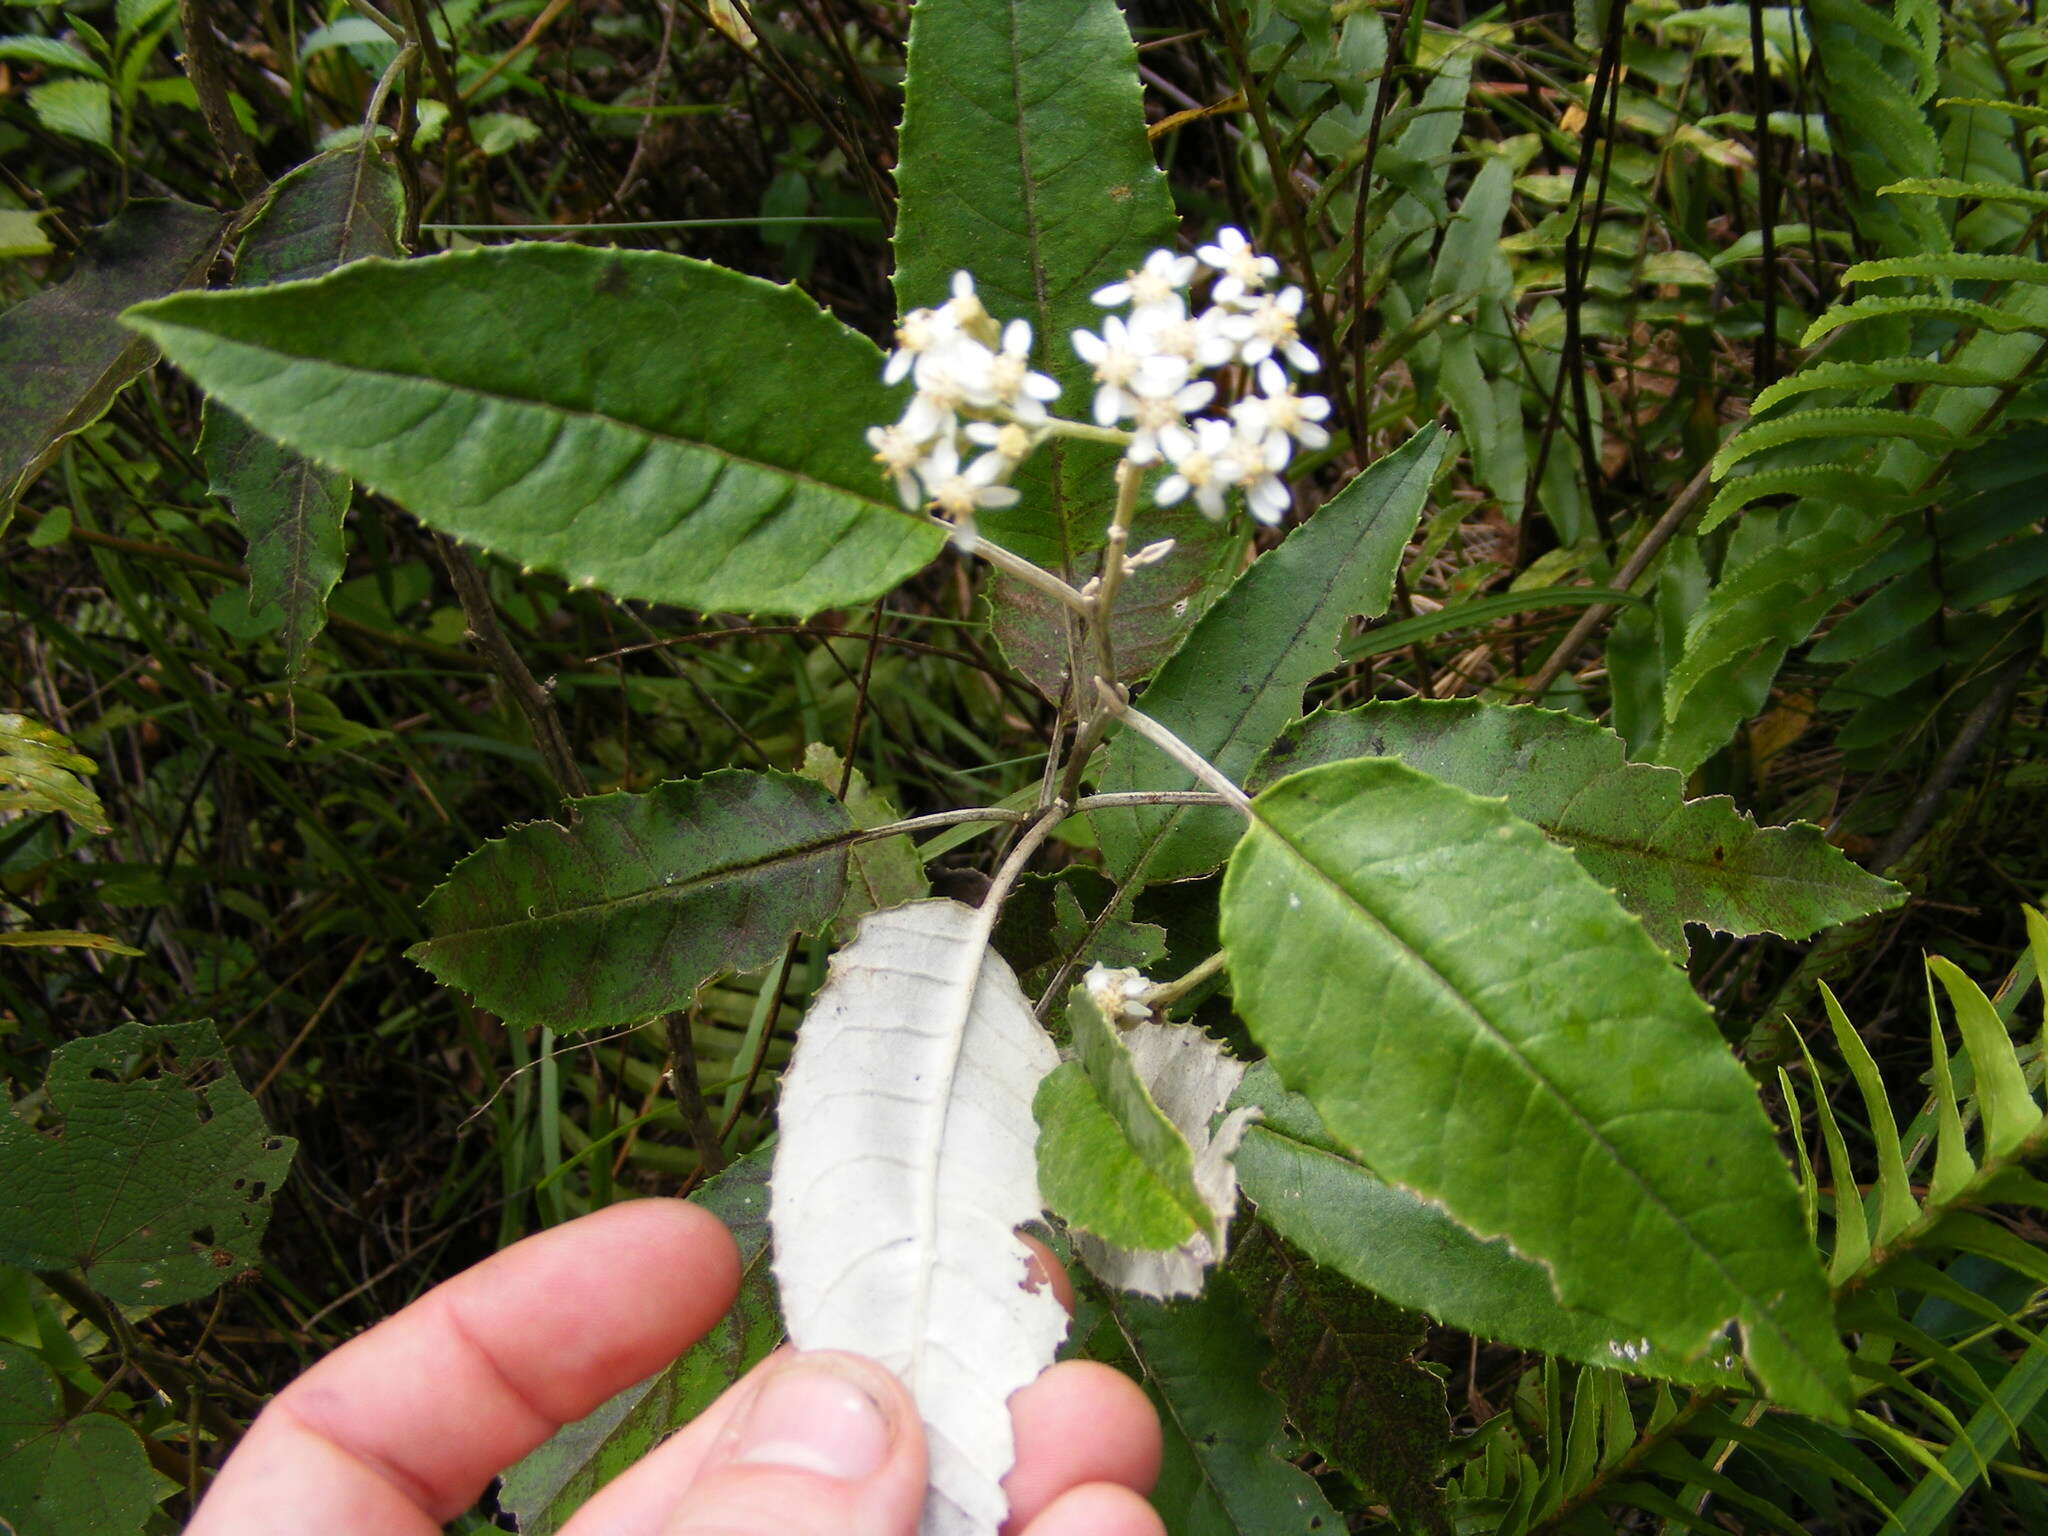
[868,228,1333,540]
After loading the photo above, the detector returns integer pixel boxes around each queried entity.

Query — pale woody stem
[1041,417,1135,448]
[949,522,1093,618]
[1092,678,1253,815]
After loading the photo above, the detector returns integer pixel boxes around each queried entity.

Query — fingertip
[1017,1481,1167,1536]
[1002,1360,1162,1532]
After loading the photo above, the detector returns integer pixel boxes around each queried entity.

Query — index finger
[188,1198,741,1535]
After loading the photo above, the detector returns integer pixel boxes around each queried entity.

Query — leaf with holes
[1,200,223,529]
[1081,1277,1339,1535]
[409,771,854,1033]
[500,1147,780,1533]
[894,0,1176,572]
[0,1020,295,1307]
[124,244,945,617]
[201,143,405,673]
[1221,759,1847,1417]
[1231,1226,1449,1534]
[1256,699,1903,956]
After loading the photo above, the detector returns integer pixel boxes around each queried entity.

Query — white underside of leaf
[771,899,1066,1536]
[1077,1019,1257,1298]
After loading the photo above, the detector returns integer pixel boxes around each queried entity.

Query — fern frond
[1711,405,1962,476]
[1843,253,2048,287]
[1937,96,2048,130]
[1748,357,2007,417]
[1879,174,2048,210]
[1801,292,2048,348]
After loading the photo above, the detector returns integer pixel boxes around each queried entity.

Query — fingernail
[734,1361,893,1480]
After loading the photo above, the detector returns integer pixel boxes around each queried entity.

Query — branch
[433,536,588,801]
[176,0,265,198]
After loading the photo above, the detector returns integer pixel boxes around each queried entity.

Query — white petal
[1092,281,1133,307]
[1003,318,1033,354]
[1156,475,1190,506]
[1071,328,1106,364]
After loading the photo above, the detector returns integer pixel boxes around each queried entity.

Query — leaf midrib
[138,314,909,519]
[420,824,860,942]
[1248,793,1824,1377]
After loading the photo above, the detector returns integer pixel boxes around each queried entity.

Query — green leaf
[991,499,1242,703]
[0,1341,172,1536]
[1036,986,1216,1251]
[0,713,109,835]
[409,770,854,1032]
[1255,700,1904,956]
[1086,1279,1342,1535]
[1698,465,1913,536]
[1231,1226,1449,1533]
[499,1148,779,1533]
[1221,759,1848,1417]
[796,743,926,928]
[1231,1065,1742,1389]
[0,35,105,77]
[893,0,1174,570]
[28,78,110,148]
[1928,957,2041,1161]
[1841,252,2048,287]
[0,200,223,529]
[1096,426,1449,885]
[123,244,945,617]
[1877,174,2048,210]
[0,1021,296,1307]
[202,145,406,674]
[1036,1063,1200,1250]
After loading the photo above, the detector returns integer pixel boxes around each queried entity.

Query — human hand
[186,1198,1164,1536]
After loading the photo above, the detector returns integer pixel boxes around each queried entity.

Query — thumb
[663,1351,930,1536]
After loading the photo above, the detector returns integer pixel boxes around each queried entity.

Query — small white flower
[866,423,927,508]
[1072,315,1188,425]
[940,269,994,337]
[920,436,1020,529]
[1196,226,1280,305]
[899,344,979,442]
[964,318,1061,424]
[1093,249,1198,315]
[1231,359,1332,469]
[1130,297,1237,372]
[1237,457,1292,525]
[882,304,960,386]
[964,418,1037,471]
[1084,963,1152,1024]
[1155,417,1245,521]
[1125,378,1214,466]
[1226,285,1318,371]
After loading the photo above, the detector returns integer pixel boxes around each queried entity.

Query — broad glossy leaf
[0,1341,171,1536]
[991,500,1242,703]
[124,244,945,617]
[772,899,1065,1536]
[1257,699,1903,956]
[1230,1226,1449,1533]
[1231,1065,1741,1389]
[1096,426,1448,884]
[500,1148,779,1533]
[410,770,853,1033]
[0,200,223,529]
[1221,760,1848,1417]
[798,743,927,928]
[202,144,404,673]
[894,0,1175,570]
[1084,1279,1339,1535]
[0,713,109,835]
[0,1021,295,1307]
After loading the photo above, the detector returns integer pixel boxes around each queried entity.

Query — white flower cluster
[866,272,1058,541]
[868,228,1332,536]
[1074,228,1329,524]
